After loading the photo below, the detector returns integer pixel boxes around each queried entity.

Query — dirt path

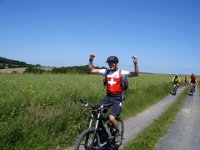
[155,86,200,150]
[119,87,186,149]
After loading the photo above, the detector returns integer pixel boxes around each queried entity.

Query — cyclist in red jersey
[189,73,197,93]
[88,54,139,145]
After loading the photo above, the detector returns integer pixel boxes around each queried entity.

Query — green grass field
[0,73,181,149]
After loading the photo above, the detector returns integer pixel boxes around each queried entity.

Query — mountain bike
[184,81,188,86]
[172,84,178,96]
[75,99,124,150]
[189,84,196,96]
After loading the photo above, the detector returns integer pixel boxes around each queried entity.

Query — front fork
[88,112,101,147]
[88,112,101,129]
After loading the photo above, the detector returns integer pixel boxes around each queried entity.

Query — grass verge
[121,87,189,150]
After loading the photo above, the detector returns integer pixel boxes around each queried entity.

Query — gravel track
[119,87,186,149]
[155,86,200,150]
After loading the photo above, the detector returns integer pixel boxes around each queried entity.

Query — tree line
[24,65,106,74]
[0,56,39,69]
[52,65,88,74]
[0,56,105,74]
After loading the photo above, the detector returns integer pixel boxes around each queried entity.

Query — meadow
[0,73,179,149]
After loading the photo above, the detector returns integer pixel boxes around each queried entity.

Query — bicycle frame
[81,100,111,146]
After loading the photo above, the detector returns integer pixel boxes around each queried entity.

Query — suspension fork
[88,114,93,128]
[90,110,101,147]
[88,111,101,128]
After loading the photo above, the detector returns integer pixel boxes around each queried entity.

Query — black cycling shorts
[99,94,123,117]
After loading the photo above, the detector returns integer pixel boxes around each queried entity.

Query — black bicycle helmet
[191,73,194,77]
[106,56,119,64]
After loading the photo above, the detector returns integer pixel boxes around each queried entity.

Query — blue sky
[0,0,199,75]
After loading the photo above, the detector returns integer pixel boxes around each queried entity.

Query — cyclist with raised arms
[88,54,139,146]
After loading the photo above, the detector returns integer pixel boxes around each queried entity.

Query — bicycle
[189,84,196,96]
[184,81,188,86]
[172,84,178,96]
[75,99,124,150]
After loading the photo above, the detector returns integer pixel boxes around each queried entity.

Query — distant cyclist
[172,74,181,90]
[184,76,188,86]
[88,54,139,146]
[189,73,197,93]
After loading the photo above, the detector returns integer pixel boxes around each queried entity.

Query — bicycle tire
[190,86,194,95]
[173,86,177,96]
[193,85,195,93]
[75,128,100,150]
[117,119,124,146]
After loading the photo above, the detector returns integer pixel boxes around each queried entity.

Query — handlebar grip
[80,99,86,105]
[80,99,94,108]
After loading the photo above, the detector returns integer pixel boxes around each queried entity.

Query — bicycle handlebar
[80,99,95,109]
[80,99,112,110]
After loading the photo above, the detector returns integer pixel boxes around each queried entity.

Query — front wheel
[173,89,176,96]
[173,86,177,96]
[190,86,195,94]
[75,128,100,150]
[193,85,195,93]
[117,119,124,146]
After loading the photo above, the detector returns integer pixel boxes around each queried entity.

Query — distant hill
[0,56,35,69]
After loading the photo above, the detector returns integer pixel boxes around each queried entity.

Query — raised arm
[88,54,101,74]
[128,56,139,77]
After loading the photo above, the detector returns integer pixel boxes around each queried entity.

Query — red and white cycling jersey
[190,76,197,84]
[99,69,130,94]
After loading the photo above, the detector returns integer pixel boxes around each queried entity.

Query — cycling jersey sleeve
[121,70,130,77]
[98,69,106,75]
